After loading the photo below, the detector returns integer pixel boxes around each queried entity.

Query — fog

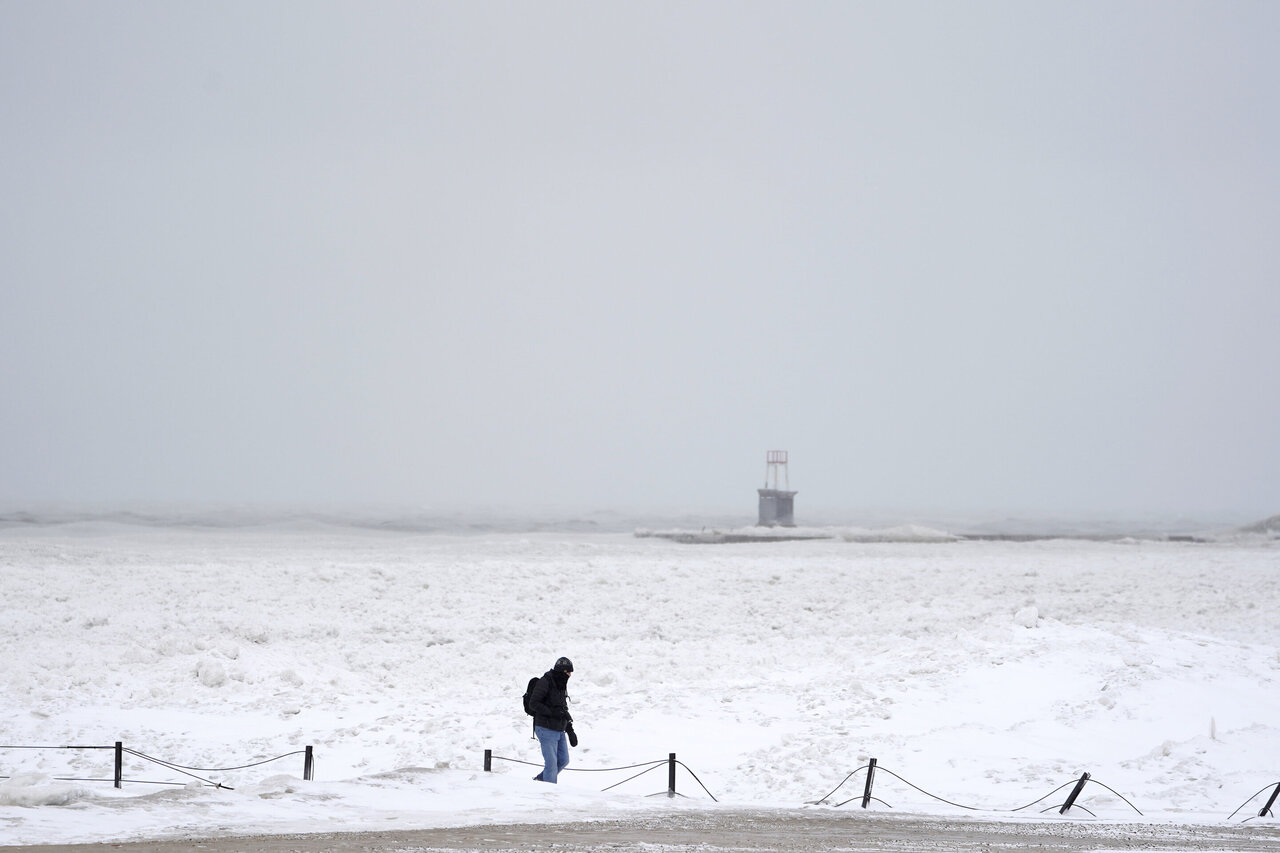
[2,2,1277,523]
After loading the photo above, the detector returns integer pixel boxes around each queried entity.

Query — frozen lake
[2,520,1278,844]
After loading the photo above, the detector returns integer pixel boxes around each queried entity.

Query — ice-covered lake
[2,519,1277,844]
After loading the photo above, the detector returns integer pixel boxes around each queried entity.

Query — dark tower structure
[757,450,797,527]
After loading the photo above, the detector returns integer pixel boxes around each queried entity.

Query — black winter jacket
[529,670,572,732]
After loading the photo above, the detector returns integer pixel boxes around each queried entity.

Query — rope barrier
[673,759,719,803]
[0,775,227,788]
[1009,780,1077,812]
[863,766,984,812]
[489,754,667,774]
[600,761,667,793]
[1080,777,1143,816]
[31,777,201,787]
[814,762,1143,816]
[1044,801,1096,817]
[810,764,872,804]
[2,742,1266,820]
[487,752,717,801]
[124,747,305,773]
[122,751,227,789]
[1228,782,1280,822]
[0,745,115,750]
[1,742,311,791]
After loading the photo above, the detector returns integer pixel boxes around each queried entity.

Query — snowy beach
[2,518,1278,845]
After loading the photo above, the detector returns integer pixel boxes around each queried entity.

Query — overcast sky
[2,1,1277,522]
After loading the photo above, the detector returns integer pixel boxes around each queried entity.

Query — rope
[1227,782,1280,821]
[816,766,1140,817]
[1,744,306,792]
[1042,802,1096,817]
[494,755,543,769]
[810,765,871,804]
[1083,777,1143,815]
[489,754,668,774]
[875,766,984,811]
[674,759,719,803]
[0,776,116,784]
[824,765,986,811]
[831,792,897,808]
[123,747,304,773]
[490,753,717,801]
[1009,780,1077,812]
[119,752,225,789]
[601,762,666,792]
[1,776,224,788]
[0,745,115,750]
[570,761,669,774]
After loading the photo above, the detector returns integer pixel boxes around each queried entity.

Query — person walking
[529,656,577,783]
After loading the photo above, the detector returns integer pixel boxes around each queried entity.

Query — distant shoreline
[0,508,1273,544]
[634,527,1214,544]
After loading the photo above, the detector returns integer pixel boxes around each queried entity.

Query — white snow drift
[1,519,1277,845]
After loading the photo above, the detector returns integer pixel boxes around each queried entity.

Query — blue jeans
[533,726,570,783]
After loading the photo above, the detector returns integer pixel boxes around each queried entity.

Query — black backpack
[522,675,540,716]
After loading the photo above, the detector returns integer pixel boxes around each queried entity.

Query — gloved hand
[566,723,578,747]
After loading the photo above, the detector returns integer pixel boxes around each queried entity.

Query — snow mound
[0,774,95,807]
[1014,605,1040,628]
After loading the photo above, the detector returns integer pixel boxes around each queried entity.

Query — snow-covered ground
[1,518,1278,845]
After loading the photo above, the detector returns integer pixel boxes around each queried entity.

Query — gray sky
[2,1,1277,521]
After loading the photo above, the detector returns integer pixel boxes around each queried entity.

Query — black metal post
[861,757,877,809]
[303,745,314,781]
[1260,782,1280,818]
[668,753,677,797]
[1060,772,1091,814]
[114,742,123,789]
[484,749,492,772]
